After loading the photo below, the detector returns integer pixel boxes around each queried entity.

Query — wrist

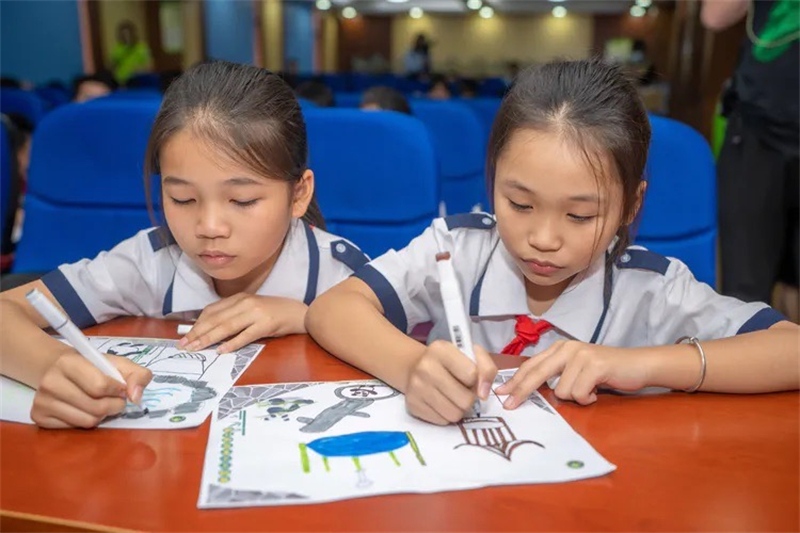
[642,343,706,391]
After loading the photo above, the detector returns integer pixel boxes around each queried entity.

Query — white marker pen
[435,251,482,418]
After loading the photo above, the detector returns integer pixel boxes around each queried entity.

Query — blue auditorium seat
[0,88,46,125]
[304,108,439,258]
[13,100,161,272]
[635,115,717,287]
[410,99,488,214]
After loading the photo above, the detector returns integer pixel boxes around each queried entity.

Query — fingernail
[119,388,128,399]
[187,341,200,351]
[496,383,507,394]
[479,382,491,400]
[131,385,143,404]
[503,396,517,409]
[178,337,188,347]
[217,344,226,354]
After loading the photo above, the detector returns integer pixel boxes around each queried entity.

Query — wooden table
[1,317,798,532]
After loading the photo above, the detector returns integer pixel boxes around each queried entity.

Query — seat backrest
[409,99,487,214]
[0,88,46,125]
[0,119,18,259]
[635,115,717,286]
[333,92,362,108]
[13,99,161,272]
[304,108,439,258]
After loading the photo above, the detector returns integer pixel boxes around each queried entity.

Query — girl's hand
[179,295,307,353]
[495,341,652,408]
[31,352,152,429]
[405,341,497,425]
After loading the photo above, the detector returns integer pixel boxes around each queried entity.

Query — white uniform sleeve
[647,259,786,344]
[41,230,170,327]
[354,223,445,334]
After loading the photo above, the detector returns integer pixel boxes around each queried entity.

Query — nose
[527,214,562,252]
[195,202,230,240]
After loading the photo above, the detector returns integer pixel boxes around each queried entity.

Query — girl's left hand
[495,341,652,408]
[178,295,308,353]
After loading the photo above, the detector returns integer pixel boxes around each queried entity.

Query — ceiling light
[342,6,357,18]
[479,5,494,18]
[315,0,331,10]
[548,0,565,2]
[387,0,409,3]
[466,0,482,9]
[635,0,652,7]
[409,6,423,18]
[630,5,646,17]
[552,5,567,17]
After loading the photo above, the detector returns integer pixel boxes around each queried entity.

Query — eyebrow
[502,179,601,203]
[162,176,263,186]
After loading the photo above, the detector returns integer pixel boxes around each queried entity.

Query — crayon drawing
[198,379,617,508]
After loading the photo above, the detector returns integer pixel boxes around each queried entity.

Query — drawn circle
[218,475,230,483]
[220,460,231,469]
[567,460,584,469]
[221,443,233,453]
[169,416,186,423]
[335,384,398,400]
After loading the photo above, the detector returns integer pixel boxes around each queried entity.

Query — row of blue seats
[3,97,716,287]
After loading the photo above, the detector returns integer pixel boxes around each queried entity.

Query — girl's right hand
[404,341,497,425]
[31,351,153,429]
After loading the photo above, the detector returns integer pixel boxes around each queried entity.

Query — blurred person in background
[702,0,799,322]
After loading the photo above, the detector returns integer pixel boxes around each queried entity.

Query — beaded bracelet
[676,336,707,393]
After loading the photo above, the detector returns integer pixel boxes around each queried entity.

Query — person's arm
[646,321,799,393]
[306,277,426,392]
[700,0,749,31]
[0,280,76,387]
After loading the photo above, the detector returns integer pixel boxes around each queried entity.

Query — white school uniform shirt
[42,219,368,328]
[355,213,785,355]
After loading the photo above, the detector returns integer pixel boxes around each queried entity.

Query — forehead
[495,128,619,196]
[159,129,279,187]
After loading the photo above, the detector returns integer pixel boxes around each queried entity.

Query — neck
[525,275,574,316]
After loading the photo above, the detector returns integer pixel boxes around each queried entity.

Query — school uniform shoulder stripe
[147,227,177,252]
[330,240,369,272]
[615,248,670,275]
[41,269,97,328]
[354,265,407,333]
[444,213,496,231]
[303,221,320,306]
[737,307,787,334]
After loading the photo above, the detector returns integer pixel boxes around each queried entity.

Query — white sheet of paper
[0,336,262,429]
[197,371,616,508]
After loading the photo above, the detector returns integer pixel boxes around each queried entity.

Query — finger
[571,368,599,405]
[496,341,562,394]
[473,345,497,400]
[56,355,127,400]
[217,327,261,354]
[31,396,108,429]
[185,312,256,351]
[504,351,567,409]
[111,357,153,404]
[179,296,246,346]
[553,354,584,402]
[428,362,477,416]
[431,341,480,389]
[39,372,127,419]
[406,395,450,426]
[425,385,469,424]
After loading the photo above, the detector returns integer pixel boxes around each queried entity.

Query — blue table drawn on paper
[299,431,426,488]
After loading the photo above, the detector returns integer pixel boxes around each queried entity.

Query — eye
[568,214,597,222]
[231,199,259,208]
[508,199,532,211]
[169,197,195,206]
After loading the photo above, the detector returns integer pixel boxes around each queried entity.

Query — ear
[627,181,647,225]
[291,170,315,219]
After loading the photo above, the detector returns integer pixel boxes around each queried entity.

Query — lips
[524,258,562,276]
[198,251,236,267]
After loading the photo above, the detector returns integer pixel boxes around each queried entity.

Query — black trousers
[717,111,799,304]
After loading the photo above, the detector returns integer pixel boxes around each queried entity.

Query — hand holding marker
[26,289,148,415]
